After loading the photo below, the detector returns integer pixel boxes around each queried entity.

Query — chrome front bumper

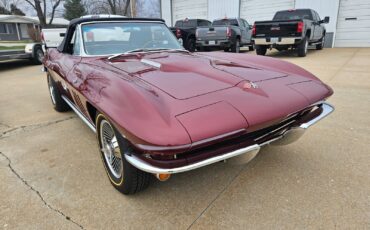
[125,102,334,174]
[253,37,301,45]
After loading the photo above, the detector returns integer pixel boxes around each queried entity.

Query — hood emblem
[243,82,258,89]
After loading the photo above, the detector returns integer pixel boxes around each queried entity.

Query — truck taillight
[226,26,231,38]
[41,31,44,41]
[196,28,198,38]
[297,21,304,33]
[252,24,256,36]
[176,28,181,38]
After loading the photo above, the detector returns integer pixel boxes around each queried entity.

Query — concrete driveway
[0,48,369,229]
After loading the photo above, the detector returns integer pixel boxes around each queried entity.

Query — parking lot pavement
[0,48,369,229]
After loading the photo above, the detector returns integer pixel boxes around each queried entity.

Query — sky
[16,0,161,18]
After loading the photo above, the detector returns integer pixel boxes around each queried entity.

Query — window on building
[0,24,7,33]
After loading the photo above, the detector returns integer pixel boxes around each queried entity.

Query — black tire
[248,45,254,51]
[256,45,267,56]
[223,47,230,52]
[32,45,44,65]
[297,37,308,57]
[96,113,150,195]
[231,38,240,53]
[316,35,325,50]
[47,74,70,112]
[186,37,196,52]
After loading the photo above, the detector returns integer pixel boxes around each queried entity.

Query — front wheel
[297,37,308,57]
[32,45,44,65]
[231,39,240,53]
[47,74,70,112]
[96,113,150,195]
[186,37,196,52]
[316,35,325,50]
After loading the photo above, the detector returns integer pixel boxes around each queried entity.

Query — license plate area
[270,37,279,44]
[209,40,216,45]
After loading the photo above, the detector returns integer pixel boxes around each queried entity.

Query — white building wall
[160,0,172,26]
[208,0,240,22]
[240,0,295,23]
[171,0,208,25]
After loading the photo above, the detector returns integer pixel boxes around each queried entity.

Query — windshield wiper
[108,48,189,61]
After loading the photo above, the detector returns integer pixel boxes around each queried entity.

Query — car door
[243,19,252,44]
[315,11,325,40]
[312,10,322,41]
[65,25,93,119]
[238,19,248,44]
[49,30,81,102]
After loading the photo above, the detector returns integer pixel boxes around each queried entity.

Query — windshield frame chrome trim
[78,20,176,57]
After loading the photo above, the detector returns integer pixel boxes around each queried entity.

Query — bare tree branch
[49,0,62,25]
[24,0,36,9]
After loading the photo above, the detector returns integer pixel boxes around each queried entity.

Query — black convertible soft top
[57,17,165,53]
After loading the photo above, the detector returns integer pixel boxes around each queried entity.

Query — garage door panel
[172,0,208,23]
[335,40,370,47]
[335,0,370,47]
[336,31,370,39]
[240,0,294,23]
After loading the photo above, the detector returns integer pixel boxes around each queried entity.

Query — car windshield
[273,10,313,20]
[81,22,182,55]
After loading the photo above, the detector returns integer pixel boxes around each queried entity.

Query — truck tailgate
[197,26,228,41]
[255,20,301,37]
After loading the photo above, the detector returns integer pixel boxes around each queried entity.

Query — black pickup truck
[170,19,212,52]
[196,18,254,53]
[252,9,329,57]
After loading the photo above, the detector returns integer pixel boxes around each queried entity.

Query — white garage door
[335,0,370,47]
[172,0,208,24]
[208,0,239,22]
[240,0,294,24]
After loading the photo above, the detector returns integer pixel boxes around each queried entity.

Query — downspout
[15,23,21,40]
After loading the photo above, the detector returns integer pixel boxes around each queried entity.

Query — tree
[24,0,62,28]
[0,6,10,14]
[63,0,86,20]
[85,0,130,16]
[10,4,25,16]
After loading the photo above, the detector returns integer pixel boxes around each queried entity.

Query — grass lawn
[0,40,32,44]
[0,45,25,51]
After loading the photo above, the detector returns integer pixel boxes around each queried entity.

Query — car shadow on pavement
[0,60,36,72]
[266,48,315,58]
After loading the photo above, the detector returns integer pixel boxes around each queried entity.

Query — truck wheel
[256,46,267,56]
[47,74,70,112]
[186,37,196,52]
[248,45,254,51]
[223,47,230,52]
[297,37,308,57]
[231,39,240,53]
[316,35,325,50]
[96,113,150,195]
[32,45,44,65]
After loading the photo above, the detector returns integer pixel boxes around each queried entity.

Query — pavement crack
[0,116,76,139]
[328,48,360,82]
[186,165,246,230]
[0,151,84,229]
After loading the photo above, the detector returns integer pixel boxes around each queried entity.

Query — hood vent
[141,59,161,68]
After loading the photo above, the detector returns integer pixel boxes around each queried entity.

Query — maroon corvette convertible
[43,16,334,194]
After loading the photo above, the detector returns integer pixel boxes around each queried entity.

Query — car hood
[108,52,291,99]
[102,52,332,144]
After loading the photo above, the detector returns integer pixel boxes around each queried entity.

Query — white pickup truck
[0,43,44,64]
[0,28,66,64]
[41,28,66,49]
